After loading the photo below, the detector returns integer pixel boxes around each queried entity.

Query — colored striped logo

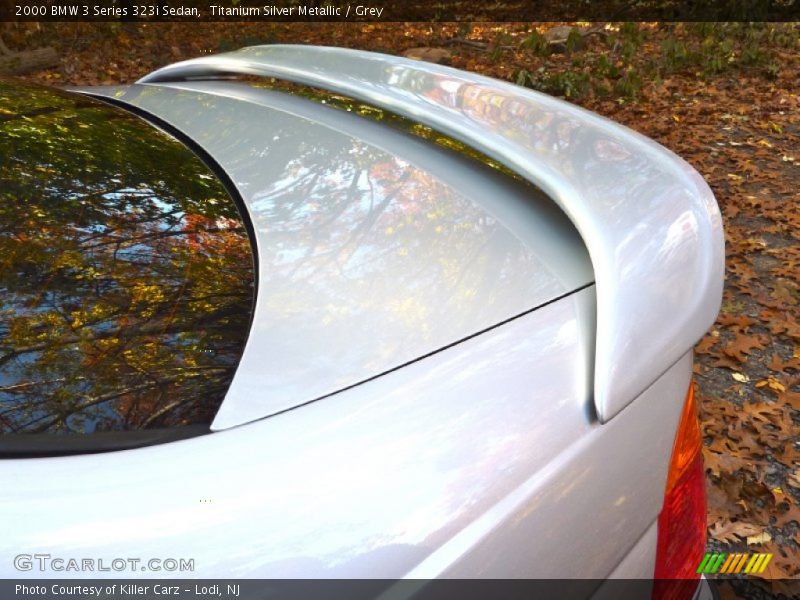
[696,553,772,574]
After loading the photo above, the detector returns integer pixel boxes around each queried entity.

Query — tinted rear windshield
[0,81,255,451]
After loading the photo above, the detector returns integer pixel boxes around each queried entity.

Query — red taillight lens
[653,382,706,599]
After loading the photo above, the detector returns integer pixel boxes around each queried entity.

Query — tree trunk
[0,46,58,75]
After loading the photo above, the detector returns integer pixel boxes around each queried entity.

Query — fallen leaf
[723,334,769,362]
[747,531,771,545]
[709,520,761,544]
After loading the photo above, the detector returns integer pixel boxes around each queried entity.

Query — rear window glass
[0,81,255,448]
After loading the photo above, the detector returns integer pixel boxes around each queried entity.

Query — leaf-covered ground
[6,20,800,583]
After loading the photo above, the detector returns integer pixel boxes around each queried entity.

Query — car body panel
[138,45,724,423]
[1,288,689,579]
[0,44,722,586]
[82,81,593,430]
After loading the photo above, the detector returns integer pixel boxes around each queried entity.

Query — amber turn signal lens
[665,382,702,493]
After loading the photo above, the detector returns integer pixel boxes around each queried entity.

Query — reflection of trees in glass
[0,81,254,435]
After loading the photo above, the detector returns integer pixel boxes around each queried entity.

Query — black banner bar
[1,579,797,600]
[2,0,800,22]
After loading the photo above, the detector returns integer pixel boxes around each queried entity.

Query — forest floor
[6,21,800,590]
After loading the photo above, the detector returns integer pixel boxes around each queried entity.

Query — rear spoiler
[139,45,724,422]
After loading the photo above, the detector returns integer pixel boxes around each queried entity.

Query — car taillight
[653,381,706,600]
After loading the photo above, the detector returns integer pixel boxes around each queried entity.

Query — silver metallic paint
[592,522,657,600]
[1,290,688,579]
[139,45,725,422]
[605,521,658,579]
[84,81,593,430]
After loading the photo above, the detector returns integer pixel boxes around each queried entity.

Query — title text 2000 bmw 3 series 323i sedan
[0,46,724,597]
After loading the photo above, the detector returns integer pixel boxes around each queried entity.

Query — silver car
[1,45,724,594]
